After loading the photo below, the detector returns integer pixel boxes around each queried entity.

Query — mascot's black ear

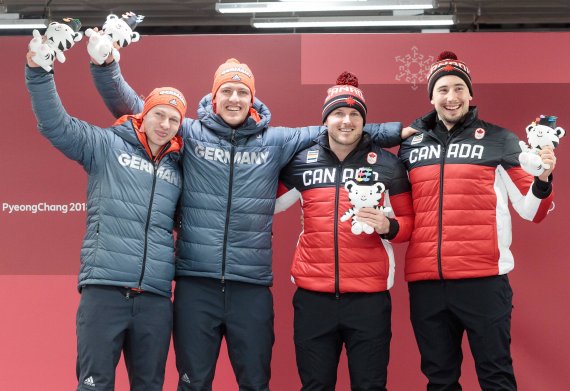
[345,180,355,192]
[556,127,566,139]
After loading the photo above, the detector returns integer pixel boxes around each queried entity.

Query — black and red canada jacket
[276,133,414,295]
[399,108,554,282]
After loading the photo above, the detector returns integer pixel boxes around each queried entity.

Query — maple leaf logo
[443,64,455,71]
[345,96,356,106]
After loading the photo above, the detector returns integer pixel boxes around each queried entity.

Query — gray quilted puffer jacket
[26,66,182,297]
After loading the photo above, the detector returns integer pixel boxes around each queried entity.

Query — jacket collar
[315,131,372,155]
[196,94,271,139]
[110,119,182,163]
[413,106,479,133]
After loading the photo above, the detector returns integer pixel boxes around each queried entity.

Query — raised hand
[537,146,557,182]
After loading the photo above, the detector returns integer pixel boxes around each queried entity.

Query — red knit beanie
[427,51,473,99]
[322,71,367,124]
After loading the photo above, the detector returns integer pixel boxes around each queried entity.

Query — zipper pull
[221,277,226,293]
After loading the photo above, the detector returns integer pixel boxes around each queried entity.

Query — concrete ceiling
[2,0,570,35]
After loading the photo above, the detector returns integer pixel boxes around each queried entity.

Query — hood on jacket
[196,94,271,139]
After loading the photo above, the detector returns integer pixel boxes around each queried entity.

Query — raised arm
[90,60,143,118]
[26,55,103,169]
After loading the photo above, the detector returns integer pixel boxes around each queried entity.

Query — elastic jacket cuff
[532,174,553,199]
[380,217,399,241]
[26,63,52,75]
[90,59,115,67]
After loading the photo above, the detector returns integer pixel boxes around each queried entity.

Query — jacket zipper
[221,130,237,292]
[436,132,453,280]
[138,161,159,289]
[334,160,343,299]
[138,143,172,290]
[325,143,361,299]
[437,146,446,280]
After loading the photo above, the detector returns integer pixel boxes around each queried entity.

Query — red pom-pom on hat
[427,50,472,99]
[336,71,359,88]
[437,51,458,61]
[323,71,367,123]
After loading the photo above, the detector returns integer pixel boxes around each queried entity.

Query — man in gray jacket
[91,54,408,391]
[26,50,186,391]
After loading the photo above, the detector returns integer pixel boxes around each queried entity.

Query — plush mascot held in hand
[45,18,82,62]
[85,27,120,65]
[519,115,565,176]
[87,12,144,65]
[102,12,144,48]
[28,18,82,72]
[340,178,392,235]
[28,29,58,72]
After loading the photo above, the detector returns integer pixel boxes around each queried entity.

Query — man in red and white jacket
[276,72,414,391]
[399,51,557,391]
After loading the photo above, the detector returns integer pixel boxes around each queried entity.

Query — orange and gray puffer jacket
[276,133,414,296]
[399,108,554,282]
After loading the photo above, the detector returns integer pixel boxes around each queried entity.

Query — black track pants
[409,275,516,391]
[76,285,172,391]
[174,277,274,391]
[293,288,392,391]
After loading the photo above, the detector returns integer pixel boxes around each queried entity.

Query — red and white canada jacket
[399,108,554,282]
[276,133,414,295]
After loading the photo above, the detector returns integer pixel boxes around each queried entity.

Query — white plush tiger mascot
[519,115,565,176]
[340,180,392,235]
[45,18,82,62]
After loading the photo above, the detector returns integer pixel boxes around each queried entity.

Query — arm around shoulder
[273,125,325,166]
[363,122,402,148]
